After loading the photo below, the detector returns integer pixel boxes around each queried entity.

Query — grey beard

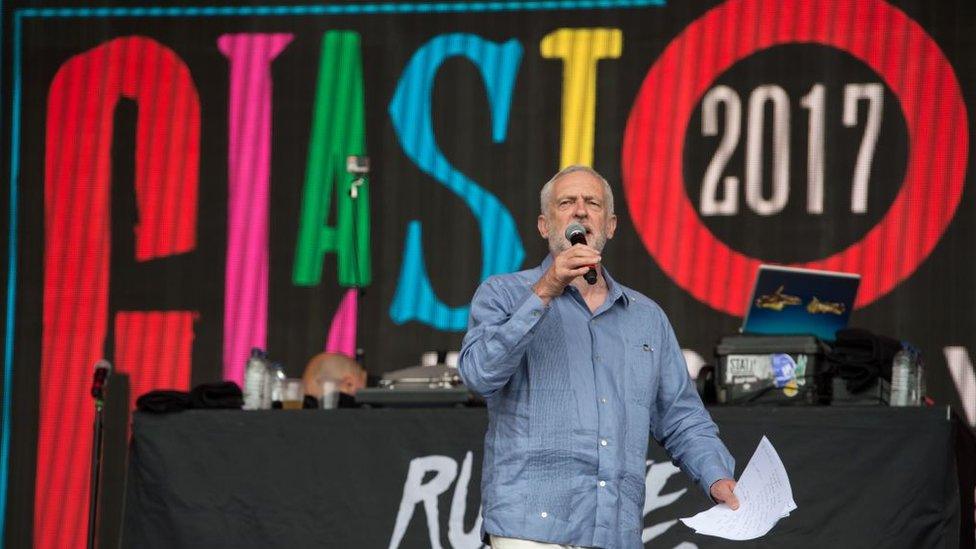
[547,232,607,255]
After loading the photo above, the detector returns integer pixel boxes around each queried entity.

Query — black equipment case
[714,335,830,405]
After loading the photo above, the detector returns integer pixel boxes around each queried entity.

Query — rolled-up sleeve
[651,312,735,497]
[458,277,548,398]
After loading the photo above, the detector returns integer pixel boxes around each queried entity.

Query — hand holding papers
[680,436,796,540]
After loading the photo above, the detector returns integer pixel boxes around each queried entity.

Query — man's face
[538,171,617,255]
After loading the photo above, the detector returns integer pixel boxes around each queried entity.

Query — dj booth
[121,407,975,548]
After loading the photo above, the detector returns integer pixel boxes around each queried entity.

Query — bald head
[302,352,367,397]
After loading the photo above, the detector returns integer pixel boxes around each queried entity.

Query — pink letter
[217,33,293,382]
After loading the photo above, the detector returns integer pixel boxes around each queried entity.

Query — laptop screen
[741,265,861,341]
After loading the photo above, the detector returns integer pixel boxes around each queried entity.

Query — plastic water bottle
[268,361,286,409]
[243,348,269,410]
[890,349,918,407]
[916,355,926,405]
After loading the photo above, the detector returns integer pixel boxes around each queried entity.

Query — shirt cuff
[699,464,734,502]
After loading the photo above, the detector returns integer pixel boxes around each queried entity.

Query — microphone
[564,222,598,285]
[90,359,112,400]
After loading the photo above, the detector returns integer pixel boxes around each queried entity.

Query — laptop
[741,264,861,341]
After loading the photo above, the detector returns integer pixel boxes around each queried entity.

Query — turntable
[355,351,482,407]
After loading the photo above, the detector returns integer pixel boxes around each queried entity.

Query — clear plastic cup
[281,378,304,409]
[421,351,439,367]
[320,380,339,410]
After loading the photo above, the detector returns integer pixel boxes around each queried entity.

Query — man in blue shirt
[459,165,738,549]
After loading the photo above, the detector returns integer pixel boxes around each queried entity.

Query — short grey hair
[539,165,615,217]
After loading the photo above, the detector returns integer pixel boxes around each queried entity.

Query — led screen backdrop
[2,0,975,547]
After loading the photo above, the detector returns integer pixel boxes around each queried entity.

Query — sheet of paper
[679,436,795,540]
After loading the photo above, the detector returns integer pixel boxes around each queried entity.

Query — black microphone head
[564,222,587,245]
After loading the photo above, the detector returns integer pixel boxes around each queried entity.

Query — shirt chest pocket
[626,338,656,407]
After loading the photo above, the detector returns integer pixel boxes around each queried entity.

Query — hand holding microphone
[533,223,602,302]
[564,223,598,285]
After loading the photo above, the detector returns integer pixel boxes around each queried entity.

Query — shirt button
[598,480,606,487]
[532,310,541,317]
[600,397,608,404]
[600,439,608,447]
[540,512,548,518]
[594,355,601,361]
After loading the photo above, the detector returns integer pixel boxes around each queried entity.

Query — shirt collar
[538,254,631,308]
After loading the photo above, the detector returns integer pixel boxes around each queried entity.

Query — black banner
[121,407,973,548]
[3,0,976,546]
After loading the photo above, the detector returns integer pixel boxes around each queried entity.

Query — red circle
[622,0,968,316]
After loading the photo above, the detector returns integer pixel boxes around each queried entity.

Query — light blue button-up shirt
[459,256,734,549]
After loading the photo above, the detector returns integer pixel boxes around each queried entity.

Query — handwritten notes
[680,436,796,540]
